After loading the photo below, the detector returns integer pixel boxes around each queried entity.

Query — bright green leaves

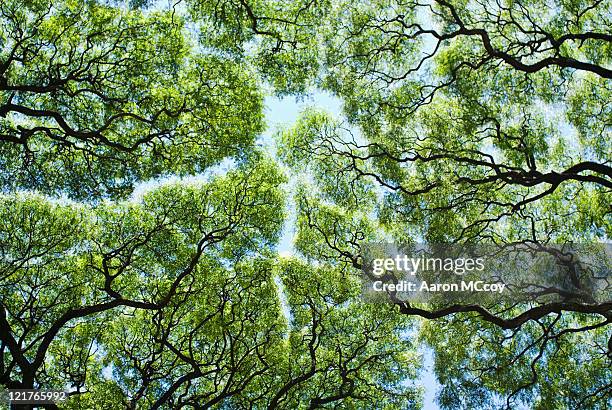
[278,110,385,263]
[0,0,265,200]
[1,0,610,408]
[279,109,378,208]
[0,195,87,271]
[0,146,424,408]
[90,155,285,303]
[270,2,611,409]
[87,257,285,409]
[269,0,612,244]
[262,258,422,410]
[421,313,612,409]
[0,156,285,393]
[0,195,92,351]
[184,0,328,94]
[567,74,612,158]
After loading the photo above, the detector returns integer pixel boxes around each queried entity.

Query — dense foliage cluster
[0,0,610,409]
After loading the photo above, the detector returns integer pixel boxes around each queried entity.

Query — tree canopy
[0,0,610,409]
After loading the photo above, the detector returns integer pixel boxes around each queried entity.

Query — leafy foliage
[0,0,610,409]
